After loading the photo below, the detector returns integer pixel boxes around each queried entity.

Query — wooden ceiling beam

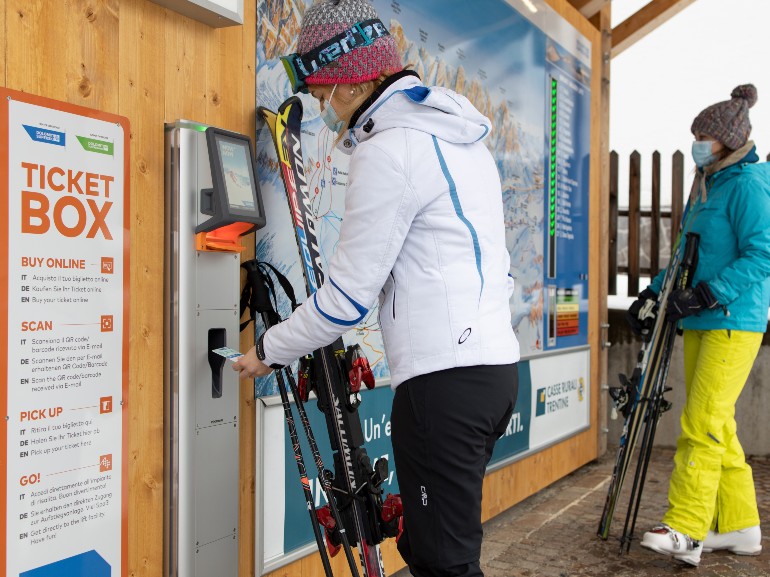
[569,0,611,19]
[611,0,698,58]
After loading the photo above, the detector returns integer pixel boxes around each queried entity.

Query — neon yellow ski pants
[663,329,761,540]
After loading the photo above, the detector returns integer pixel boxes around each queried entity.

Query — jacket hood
[338,71,491,154]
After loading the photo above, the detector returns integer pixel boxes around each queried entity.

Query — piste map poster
[255,0,591,396]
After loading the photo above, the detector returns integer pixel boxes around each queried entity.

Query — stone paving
[394,448,770,576]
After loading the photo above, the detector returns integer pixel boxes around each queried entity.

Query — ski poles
[618,232,700,552]
[241,260,360,577]
[598,204,694,543]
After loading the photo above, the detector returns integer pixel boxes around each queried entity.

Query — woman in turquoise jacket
[628,84,770,566]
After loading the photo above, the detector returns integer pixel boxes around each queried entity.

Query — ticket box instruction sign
[0,89,129,577]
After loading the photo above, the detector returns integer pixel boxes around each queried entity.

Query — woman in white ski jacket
[234,1,519,576]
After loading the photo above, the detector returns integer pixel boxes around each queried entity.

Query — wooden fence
[609,150,770,297]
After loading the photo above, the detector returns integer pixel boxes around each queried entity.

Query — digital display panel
[217,137,257,210]
[197,127,265,234]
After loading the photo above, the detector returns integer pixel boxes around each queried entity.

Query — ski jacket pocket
[390,272,397,320]
[380,272,397,323]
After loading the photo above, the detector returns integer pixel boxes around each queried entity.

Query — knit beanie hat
[691,84,758,150]
[296,0,402,86]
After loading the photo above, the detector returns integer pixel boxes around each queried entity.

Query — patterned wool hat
[297,0,402,86]
[691,84,758,150]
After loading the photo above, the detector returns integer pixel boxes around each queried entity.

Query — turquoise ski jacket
[650,146,770,333]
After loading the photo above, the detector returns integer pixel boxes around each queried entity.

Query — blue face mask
[320,85,345,133]
[692,140,718,168]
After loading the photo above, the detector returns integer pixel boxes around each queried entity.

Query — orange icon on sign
[101,257,114,274]
[99,454,113,472]
[99,396,113,414]
[100,315,113,332]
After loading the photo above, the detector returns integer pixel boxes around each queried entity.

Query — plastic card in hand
[211,346,244,360]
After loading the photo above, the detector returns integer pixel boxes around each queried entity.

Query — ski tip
[278,95,304,114]
[256,106,274,120]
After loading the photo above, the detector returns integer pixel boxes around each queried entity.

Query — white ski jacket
[262,71,520,388]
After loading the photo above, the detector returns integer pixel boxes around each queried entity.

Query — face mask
[692,140,718,168]
[320,84,345,133]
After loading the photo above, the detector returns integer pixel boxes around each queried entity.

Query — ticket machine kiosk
[163,121,264,577]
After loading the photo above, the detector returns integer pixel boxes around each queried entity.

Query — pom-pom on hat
[691,84,758,150]
[296,0,402,86]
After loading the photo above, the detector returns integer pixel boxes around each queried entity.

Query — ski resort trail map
[255,0,590,395]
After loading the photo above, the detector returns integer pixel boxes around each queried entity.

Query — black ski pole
[598,203,696,541]
[619,232,701,552]
[245,260,362,576]
[280,365,362,576]
[243,262,336,577]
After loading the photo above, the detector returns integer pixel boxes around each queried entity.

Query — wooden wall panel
[119,3,167,577]
[164,9,208,122]
[238,2,258,576]
[206,23,245,131]
[592,4,612,457]
[66,0,120,111]
[0,0,5,83]
[6,0,69,98]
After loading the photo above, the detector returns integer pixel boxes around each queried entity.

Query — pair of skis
[598,206,698,551]
[256,97,401,577]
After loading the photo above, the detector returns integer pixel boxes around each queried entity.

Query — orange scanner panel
[195,221,255,253]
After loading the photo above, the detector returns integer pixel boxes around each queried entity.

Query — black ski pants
[391,363,518,577]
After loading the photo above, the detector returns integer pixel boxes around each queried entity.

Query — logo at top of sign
[101,257,114,274]
[100,315,113,332]
[23,124,66,147]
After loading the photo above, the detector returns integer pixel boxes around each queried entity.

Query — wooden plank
[206,17,243,130]
[164,8,208,122]
[650,151,661,276]
[238,2,257,577]
[66,0,120,112]
[5,0,68,98]
[584,0,603,473]
[241,0,256,137]
[670,150,684,261]
[591,3,611,456]
[570,0,610,19]
[0,0,6,85]
[118,1,167,576]
[627,151,641,296]
[611,0,698,58]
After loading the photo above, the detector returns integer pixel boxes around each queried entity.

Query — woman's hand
[231,346,273,379]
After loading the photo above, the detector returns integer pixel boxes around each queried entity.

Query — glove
[626,287,658,340]
[666,281,719,322]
